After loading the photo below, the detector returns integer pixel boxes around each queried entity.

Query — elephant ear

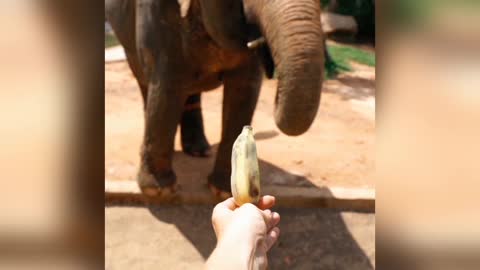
[178,0,191,18]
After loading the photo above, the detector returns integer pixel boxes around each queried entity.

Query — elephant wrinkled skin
[105,0,324,196]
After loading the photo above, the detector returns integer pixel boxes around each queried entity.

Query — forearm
[205,234,255,270]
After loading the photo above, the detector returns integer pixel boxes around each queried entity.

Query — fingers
[265,227,280,250]
[257,195,275,210]
[271,211,281,228]
[212,197,237,219]
[258,195,280,231]
[217,197,237,211]
[261,209,280,231]
[221,195,279,232]
[218,195,274,211]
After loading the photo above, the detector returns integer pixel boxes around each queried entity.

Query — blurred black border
[46,0,105,267]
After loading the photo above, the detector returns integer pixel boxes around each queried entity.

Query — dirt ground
[105,48,375,269]
[106,206,375,270]
[105,55,375,190]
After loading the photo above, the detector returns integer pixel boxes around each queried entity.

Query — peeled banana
[231,126,261,206]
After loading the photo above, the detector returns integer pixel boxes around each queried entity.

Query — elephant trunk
[246,0,324,135]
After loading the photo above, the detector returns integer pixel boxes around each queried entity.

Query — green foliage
[336,0,375,37]
[105,33,119,48]
[387,0,431,28]
[335,0,374,18]
[320,0,331,8]
[325,56,351,80]
[329,44,375,66]
[387,0,480,29]
[325,44,375,79]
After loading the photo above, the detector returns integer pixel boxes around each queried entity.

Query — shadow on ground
[324,74,375,101]
[144,144,374,269]
[147,205,374,269]
[254,130,279,141]
[106,135,374,269]
[172,143,317,190]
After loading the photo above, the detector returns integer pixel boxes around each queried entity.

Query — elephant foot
[182,137,211,157]
[137,165,177,198]
[208,171,232,200]
[181,107,211,158]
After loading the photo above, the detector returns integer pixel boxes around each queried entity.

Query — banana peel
[231,126,261,206]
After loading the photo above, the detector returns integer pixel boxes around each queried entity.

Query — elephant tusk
[247,37,266,49]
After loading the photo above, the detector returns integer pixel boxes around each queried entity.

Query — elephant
[105,0,325,197]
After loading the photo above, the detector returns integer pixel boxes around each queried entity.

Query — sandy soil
[105,59,375,189]
[106,206,375,270]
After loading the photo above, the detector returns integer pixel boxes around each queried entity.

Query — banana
[231,126,261,206]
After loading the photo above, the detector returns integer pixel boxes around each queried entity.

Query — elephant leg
[106,0,148,107]
[180,94,211,157]
[137,81,186,197]
[125,51,149,108]
[208,59,262,196]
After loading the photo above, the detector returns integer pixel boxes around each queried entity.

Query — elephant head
[178,0,324,136]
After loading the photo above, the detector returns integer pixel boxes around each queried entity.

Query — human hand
[206,195,280,270]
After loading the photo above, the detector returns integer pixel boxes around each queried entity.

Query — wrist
[207,232,255,270]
